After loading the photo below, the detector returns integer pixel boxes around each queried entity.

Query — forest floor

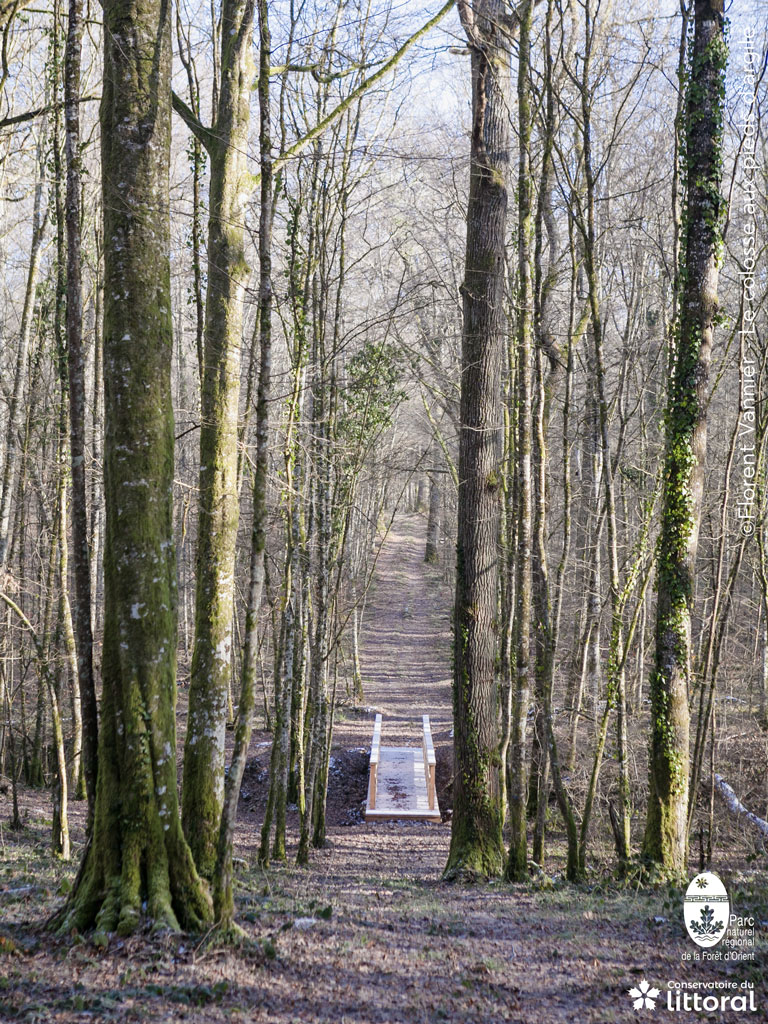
[1,513,766,1022]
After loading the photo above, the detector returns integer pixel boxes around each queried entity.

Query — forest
[0,0,766,1020]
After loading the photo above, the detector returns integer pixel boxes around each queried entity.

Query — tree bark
[55,0,212,935]
[182,0,255,880]
[445,0,511,880]
[64,0,97,815]
[506,0,534,884]
[643,0,726,877]
[213,0,272,925]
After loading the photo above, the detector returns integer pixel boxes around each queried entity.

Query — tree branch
[268,58,385,82]
[171,90,214,151]
[0,94,98,130]
[0,0,32,31]
[0,590,45,663]
[714,774,768,839]
[253,0,456,187]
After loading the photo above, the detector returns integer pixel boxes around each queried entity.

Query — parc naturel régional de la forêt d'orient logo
[683,872,729,948]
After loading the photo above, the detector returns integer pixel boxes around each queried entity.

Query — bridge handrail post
[422,714,436,811]
[368,713,382,810]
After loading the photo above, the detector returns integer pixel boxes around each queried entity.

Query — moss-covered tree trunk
[55,0,212,936]
[445,0,511,880]
[643,0,726,877]
[181,0,254,880]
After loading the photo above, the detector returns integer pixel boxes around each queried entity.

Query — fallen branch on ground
[713,774,768,838]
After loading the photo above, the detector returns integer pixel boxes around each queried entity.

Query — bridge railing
[422,714,436,811]
[368,713,382,810]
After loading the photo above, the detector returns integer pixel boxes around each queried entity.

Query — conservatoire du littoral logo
[683,872,729,948]
[626,979,758,1014]
[628,979,661,1010]
[668,982,758,1013]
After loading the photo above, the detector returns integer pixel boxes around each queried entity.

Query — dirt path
[335,511,453,749]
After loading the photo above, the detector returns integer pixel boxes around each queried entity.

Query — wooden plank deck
[365,716,441,822]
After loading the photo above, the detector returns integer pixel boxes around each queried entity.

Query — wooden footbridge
[365,714,441,822]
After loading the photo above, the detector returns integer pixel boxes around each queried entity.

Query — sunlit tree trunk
[213,0,272,926]
[181,0,255,880]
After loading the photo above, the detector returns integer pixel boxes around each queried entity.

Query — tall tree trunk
[506,0,534,884]
[445,0,511,880]
[55,0,212,936]
[528,1,560,865]
[213,0,272,925]
[298,354,332,865]
[64,0,97,821]
[578,0,631,869]
[52,0,83,809]
[181,0,254,880]
[90,230,104,634]
[643,0,726,877]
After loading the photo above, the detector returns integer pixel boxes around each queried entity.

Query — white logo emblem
[683,872,729,948]
[628,979,660,1010]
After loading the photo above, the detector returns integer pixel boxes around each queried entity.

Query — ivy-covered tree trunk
[55,0,212,936]
[643,0,726,877]
[181,0,254,880]
[445,0,511,880]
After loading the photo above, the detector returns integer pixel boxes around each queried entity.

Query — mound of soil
[327,747,370,825]
[235,746,372,827]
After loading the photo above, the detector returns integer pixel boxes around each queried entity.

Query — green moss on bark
[181,0,254,881]
[54,0,212,936]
